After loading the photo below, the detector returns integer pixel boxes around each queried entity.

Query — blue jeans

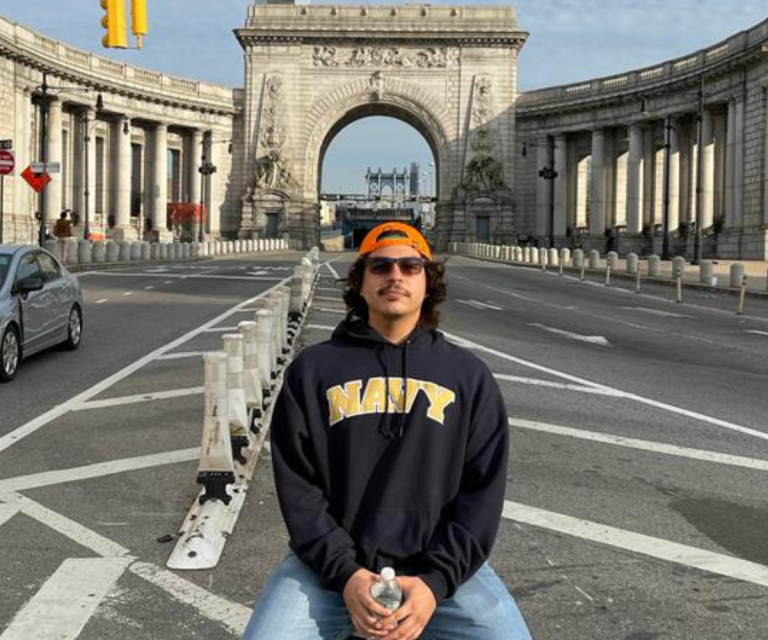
[241,552,533,640]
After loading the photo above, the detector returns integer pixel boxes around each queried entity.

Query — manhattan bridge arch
[235,3,527,250]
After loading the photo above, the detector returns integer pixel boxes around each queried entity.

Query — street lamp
[197,134,231,242]
[523,139,558,249]
[80,94,104,241]
[661,116,672,260]
[692,75,706,265]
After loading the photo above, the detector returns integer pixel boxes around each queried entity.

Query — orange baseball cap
[358,221,433,260]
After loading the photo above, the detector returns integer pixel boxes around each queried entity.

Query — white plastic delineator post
[276,285,292,358]
[301,256,313,303]
[255,308,274,397]
[196,352,234,505]
[238,320,263,432]
[223,334,250,465]
[289,269,304,320]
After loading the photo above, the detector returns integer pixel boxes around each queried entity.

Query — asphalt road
[1,251,767,640]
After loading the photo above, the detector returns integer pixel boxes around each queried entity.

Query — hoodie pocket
[352,507,439,561]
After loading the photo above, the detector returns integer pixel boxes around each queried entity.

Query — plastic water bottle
[370,566,403,613]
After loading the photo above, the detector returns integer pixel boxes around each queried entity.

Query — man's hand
[377,576,437,640]
[343,568,396,638]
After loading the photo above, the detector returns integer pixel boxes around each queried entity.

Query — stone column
[643,128,657,227]
[208,132,222,237]
[189,129,202,205]
[667,120,680,233]
[626,124,644,234]
[700,109,714,230]
[151,122,169,238]
[535,143,549,238]
[553,135,568,238]
[725,99,737,228]
[763,88,768,227]
[733,97,745,230]
[113,116,132,238]
[589,129,606,235]
[83,109,97,236]
[44,98,63,227]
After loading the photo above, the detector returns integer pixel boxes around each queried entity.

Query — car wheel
[1,325,20,382]
[63,305,82,351]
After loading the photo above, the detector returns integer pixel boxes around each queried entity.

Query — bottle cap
[380,567,395,581]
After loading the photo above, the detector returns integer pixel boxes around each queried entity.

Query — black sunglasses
[366,256,427,276]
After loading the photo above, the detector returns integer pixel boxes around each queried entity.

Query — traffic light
[131,0,148,37]
[100,0,128,49]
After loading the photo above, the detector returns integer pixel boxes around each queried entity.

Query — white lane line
[145,285,154,290]
[457,299,504,311]
[313,306,345,314]
[316,287,342,294]
[621,306,694,319]
[443,331,768,443]
[510,418,768,471]
[0,558,131,640]
[306,323,336,332]
[314,295,341,303]
[495,374,624,397]
[504,501,768,589]
[96,299,108,304]
[130,563,251,635]
[0,278,290,455]
[529,323,612,347]
[746,330,768,337]
[80,272,185,278]
[248,271,268,276]
[0,504,19,528]
[155,351,206,361]
[0,492,250,635]
[204,326,239,333]
[74,387,204,411]
[187,274,283,282]
[325,262,340,279]
[235,308,258,313]
[164,280,173,284]
[0,448,200,493]
[122,291,133,297]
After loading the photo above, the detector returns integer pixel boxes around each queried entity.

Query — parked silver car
[0,245,83,382]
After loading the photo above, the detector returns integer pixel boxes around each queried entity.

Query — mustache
[379,285,410,296]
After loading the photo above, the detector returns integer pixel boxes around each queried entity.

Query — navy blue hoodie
[270,319,509,602]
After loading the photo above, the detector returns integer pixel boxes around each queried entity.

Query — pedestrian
[53,210,72,263]
[242,221,532,640]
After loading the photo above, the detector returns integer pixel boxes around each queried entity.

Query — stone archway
[235,4,527,249]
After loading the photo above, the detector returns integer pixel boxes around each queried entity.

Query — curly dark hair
[341,256,447,331]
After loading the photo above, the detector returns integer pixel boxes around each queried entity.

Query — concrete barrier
[106,240,120,262]
[648,254,661,277]
[699,260,715,285]
[44,238,58,256]
[548,248,559,267]
[671,256,686,279]
[77,240,92,264]
[93,241,106,263]
[588,250,600,269]
[130,242,142,261]
[626,252,639,274]
[66,240,78,264]
[141,242,152,261]
[572,249,584,268]
[607,251,619,271]
[730,263,745,288]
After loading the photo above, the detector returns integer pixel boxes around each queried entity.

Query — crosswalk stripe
[0,558,131,640]
[74,387,204,411]
[0,504,19,528]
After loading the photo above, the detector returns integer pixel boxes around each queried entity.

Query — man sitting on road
[242,221,533,640]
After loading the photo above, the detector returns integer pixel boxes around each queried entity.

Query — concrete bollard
[522,247,531,263]
[197,352,234,505]
[223,334,250,465]
[238,321,263,432]
[92,241,106,263]
[572,249,584,268]
[151,243,161,260]
[648,255,661,277]
[513,247,522,262]
[588,250,600,269]
[141,242,151,261]
[183,243,193,259]
[672,256,686,279]
[607,251,619,271]
[730,263,745,288]
[105,240,120,262]
[66,240,79,265]
[626,252,639,274]
[559,248,570,268]
[548,248,559,267]
[699,260,715,286]
[77,240,92,264]
[255,309,274,397]
[539,248,548,268]
[44,238,58,256]
[130,242,142,261]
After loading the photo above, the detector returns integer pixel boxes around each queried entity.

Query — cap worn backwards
[358,221,433,261]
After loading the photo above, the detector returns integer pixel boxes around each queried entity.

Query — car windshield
[0,252,11,288]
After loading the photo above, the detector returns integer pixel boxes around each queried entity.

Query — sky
[2,1,766,193]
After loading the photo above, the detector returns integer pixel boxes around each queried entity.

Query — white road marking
[0,448,200,493]
[248,271,268,276]
[313,306,345,314]
[306,324,336,331]
[82,272,186,279]
[495,374,624,397]
[621,306,694,318]
[0,278,291,455]
[96,299,107,304]
[0,504,19,528]
[188,274,284,282]
[0,558,131,640]
[504,501,768,589]
[510,418,768,471]
[155,351,206,361]
[74,386,204,411]
[316,287,342,294]
[164,280,173,284]
[529,323,611,346]
[0,492,250,634]
[314,295,341,303]
[325,262,340,279]
[122,291,133,297]
[442,331,768,443]
[145,285,154,290]
[204,326,239,333]
[746,330,768,337]
[457,299,504,311]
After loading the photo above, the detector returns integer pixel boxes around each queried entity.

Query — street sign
[21,165,52,193]
[31,161,60,174]
[0,150,14,176]
[0,139,12,150]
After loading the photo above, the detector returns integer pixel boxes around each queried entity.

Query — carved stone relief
[312,45,456,69]
[253,74,292,191]
[462,75,505,192]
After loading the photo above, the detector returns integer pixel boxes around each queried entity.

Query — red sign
[0,150,14,176]
[21,165,52,193]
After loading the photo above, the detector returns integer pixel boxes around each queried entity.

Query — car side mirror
[19,276,44,293]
